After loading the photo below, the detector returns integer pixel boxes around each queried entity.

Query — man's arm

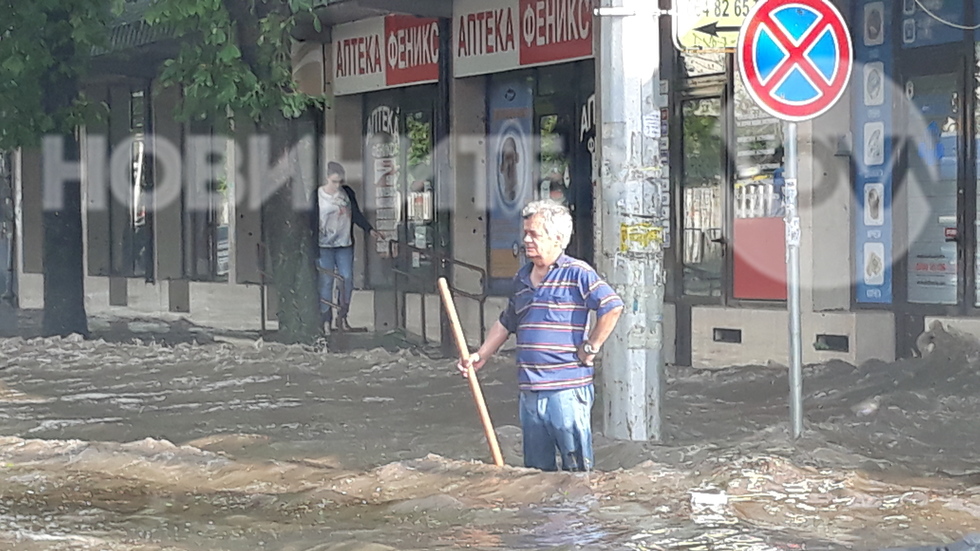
[578,305,623,366]
[576,266,625,365]
[587,306,623,348]
[458,320,511,377]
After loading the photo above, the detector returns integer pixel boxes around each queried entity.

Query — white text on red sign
[521,0,591,48]
[387,21,440,70]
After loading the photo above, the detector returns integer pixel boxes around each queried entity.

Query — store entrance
[895,52,972,354]
[363,86,444,294]
[533,61,596,263]
[486,61,596,294]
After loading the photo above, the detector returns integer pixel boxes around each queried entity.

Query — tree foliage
[0,0,326,141]
[144,0,324,125]
[0,0,123,148]
[0,0,331,342]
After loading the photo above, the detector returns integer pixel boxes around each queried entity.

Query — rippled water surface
[0,318,976,550]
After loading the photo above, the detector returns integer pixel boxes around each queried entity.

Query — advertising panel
[454,0,594,77]
[487,78,534,291]
[334,16,440,96]
[853,0,894,304]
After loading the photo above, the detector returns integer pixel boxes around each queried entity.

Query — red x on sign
[737,0,853,122]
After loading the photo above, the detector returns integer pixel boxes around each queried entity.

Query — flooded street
[0,317,976,550]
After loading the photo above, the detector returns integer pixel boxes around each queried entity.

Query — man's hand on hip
[577,344,596,367]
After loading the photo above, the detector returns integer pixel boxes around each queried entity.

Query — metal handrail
[256,242,347,331]
[387,239,489,344]
[390,265,430,344]
[256,238,490,345]
[256,242,269,333]
[314,265,345,311]
[388,239,431,344]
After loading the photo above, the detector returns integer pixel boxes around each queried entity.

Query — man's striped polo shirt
[499,254,624,392]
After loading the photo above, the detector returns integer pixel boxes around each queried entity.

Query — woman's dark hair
[327,161,346,178]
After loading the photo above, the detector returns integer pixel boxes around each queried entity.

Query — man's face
[523,214,563,265]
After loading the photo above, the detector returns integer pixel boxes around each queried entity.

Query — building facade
[12,0,980,367]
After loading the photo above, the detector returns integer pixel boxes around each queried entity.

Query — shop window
[731,64,787,301]
[680,51,726,79]
[405,109,435,270]
[485,63,594,290]
[681,97,724,297]
[905,71,959,305]
[183,125,231,282]
[110,88,153,278]
[537,114,570,204]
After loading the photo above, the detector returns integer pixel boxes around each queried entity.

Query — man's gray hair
[522,200,573,249]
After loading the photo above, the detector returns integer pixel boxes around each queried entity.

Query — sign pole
[784,121,803,439]
[738,0,853,440]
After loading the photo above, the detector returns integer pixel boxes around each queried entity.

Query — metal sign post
[737,0,853,439]
[783,122,803,438]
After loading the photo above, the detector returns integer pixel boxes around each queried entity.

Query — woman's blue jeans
[317,246,354,323]
[519,384,595,472]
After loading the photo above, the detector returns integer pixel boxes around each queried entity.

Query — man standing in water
[459,201,623,471]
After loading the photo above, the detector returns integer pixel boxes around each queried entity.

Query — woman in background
[312,161,384,332]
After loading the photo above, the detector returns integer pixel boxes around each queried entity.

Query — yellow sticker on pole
[620,223,663,253]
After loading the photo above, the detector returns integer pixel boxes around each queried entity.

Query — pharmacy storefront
[453,0,598,293]
[332,14,447,297]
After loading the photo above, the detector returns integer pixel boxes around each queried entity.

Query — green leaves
[145,0,324,125]
[109,0,126,17]
[2,56,24,76]
[0,0,328,149]
[0,2,114,148]
[218,43,241,63]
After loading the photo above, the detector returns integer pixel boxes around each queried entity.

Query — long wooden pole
[436,277,504,467]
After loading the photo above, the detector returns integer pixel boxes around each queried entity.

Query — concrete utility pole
[595,0,668,441]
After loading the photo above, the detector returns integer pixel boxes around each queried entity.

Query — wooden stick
[437,277,505,467]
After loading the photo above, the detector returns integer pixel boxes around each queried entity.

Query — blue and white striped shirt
[499,254,624,391]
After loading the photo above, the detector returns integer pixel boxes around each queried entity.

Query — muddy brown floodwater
[0,317,976,551]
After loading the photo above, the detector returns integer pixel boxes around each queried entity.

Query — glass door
[680,96,727,299]
[364,86,439,293]
[903,68,963,306]
[534,96,579,252]
[533,61,595,263]
[402,105,436,280]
